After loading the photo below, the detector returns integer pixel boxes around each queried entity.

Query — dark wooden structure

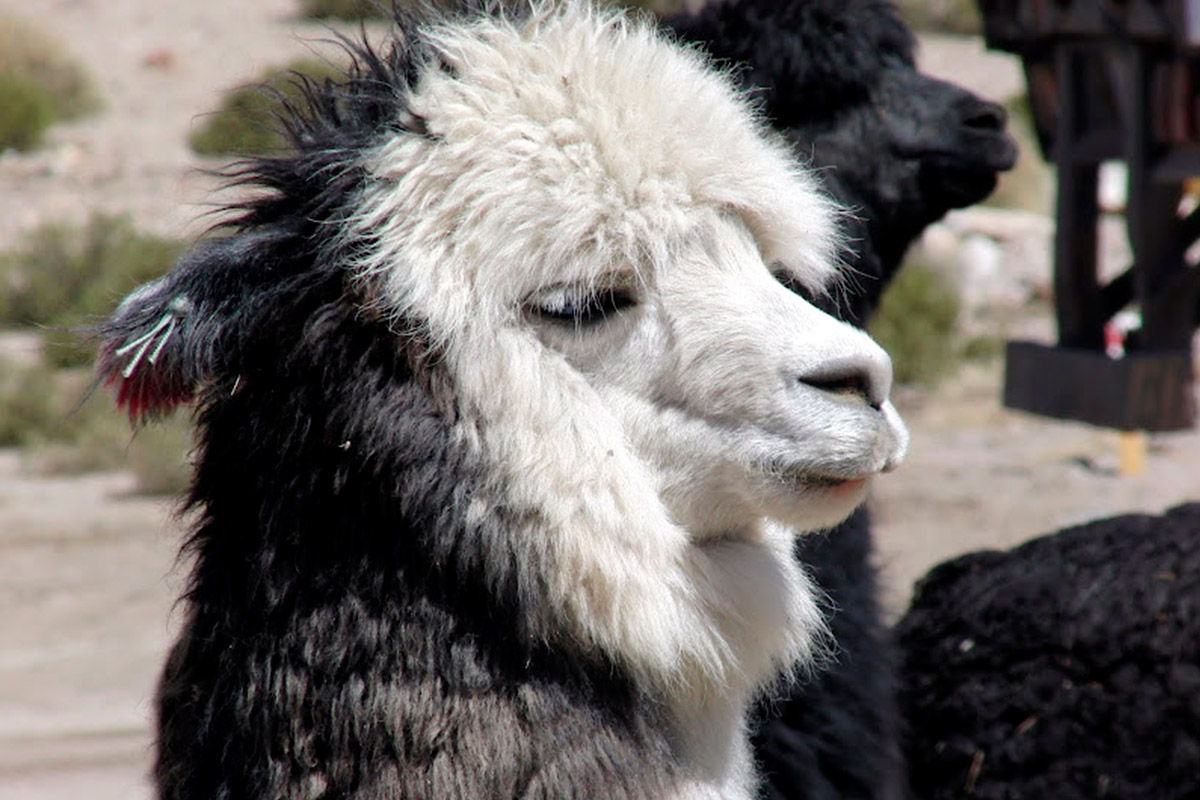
[981,0,1200,430]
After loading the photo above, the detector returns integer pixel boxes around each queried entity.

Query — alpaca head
[343,2,907,536]
[666,0,1018,268]
[99,2,905,705]
[767,0,1018,222]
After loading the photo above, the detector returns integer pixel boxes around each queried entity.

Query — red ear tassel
[96,297,196,424]
[97,339,193,424]
[108,366,193,423]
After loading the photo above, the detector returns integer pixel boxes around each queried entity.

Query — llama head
[99,2,905,704]
[666,0,1018,270]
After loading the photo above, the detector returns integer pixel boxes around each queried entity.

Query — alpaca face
[524,212,906,538]
[343,5,908,704]
[664,0,1017,328]
[352,8,906,543]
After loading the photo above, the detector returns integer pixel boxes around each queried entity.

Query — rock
[915,207,1054,328]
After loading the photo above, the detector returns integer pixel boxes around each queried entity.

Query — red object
[1104,321,1126,359]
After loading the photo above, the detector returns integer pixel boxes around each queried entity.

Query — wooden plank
[1004,341,1196,431]
[1151,145,1200,180]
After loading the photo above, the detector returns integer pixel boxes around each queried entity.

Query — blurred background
[0,0,1196,798]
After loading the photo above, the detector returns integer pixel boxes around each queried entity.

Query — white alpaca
[99,4,907,799]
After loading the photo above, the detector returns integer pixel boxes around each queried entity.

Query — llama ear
[97,231,284,423]
[97,273,198,422]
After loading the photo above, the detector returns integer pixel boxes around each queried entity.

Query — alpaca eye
[530,286,635,325]
[771,267,817,304]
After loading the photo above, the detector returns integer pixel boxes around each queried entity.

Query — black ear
[97,229,292,422]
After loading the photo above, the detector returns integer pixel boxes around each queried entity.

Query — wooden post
[985,0,1198,434]
[1123,46,1191,351]
[1051,45,1104,350]
[1117,430,1147,476]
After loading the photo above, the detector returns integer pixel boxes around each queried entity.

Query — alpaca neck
[670,693,755,800]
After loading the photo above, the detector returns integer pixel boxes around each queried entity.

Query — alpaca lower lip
[806,475,868,491]
[772,467,870,489]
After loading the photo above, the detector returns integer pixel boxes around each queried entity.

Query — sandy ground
[1,1,1198,798]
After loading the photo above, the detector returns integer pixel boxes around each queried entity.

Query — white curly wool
[338,5,908,795]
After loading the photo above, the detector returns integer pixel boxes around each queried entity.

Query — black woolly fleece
[100,10,679,799]
[899,503,1200,800]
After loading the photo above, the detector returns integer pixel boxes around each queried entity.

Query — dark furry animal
[663,2,1015,799]
[146,238,679,799]
[897,503,1200,800]
[97,4,911,799]
[665,0,1017,326]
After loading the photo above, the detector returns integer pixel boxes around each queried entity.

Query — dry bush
[0,359,59,447]
[0,214,184,367]
[0,359,192,495]
[869,257,964,386]
[123,419,194,496]
[0,74,56,152]
[0,12,101,150]
[895,0,982,34]
[189,58,348,157]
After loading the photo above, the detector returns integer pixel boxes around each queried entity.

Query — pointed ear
[97,230,288,423]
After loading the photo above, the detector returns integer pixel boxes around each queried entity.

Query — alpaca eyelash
[529,286,636,325]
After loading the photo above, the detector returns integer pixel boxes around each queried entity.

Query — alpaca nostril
[962,100,1007,131]
[799,369,875,407]
[797,345,892,408]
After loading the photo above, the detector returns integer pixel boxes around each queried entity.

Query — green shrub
[895,0,982,34]
[189,58,349,158]
[0,12,101,124]
[22,388,132,475]
[0,214,185,366]
[32,408,193,497]
[0,362,123,454]
[0,360,58,446]
[124,417,193,496]
[869,259,963,386]
[1,360,192,495]
[961,333,1005,362]
[0,74,55,152]
[29,397,192,495]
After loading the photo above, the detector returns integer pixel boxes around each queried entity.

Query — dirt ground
[2,2,1198,798]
